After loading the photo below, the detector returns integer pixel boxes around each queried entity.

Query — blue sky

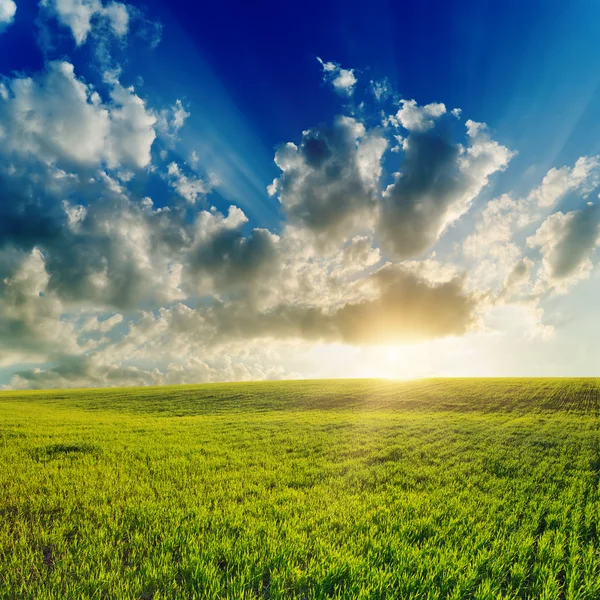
[8,0,599,223]
[1,0,600,387]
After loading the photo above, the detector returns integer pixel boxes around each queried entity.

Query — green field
[1,378,600,599]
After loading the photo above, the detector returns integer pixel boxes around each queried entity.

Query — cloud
[529,156,600,208]
[463,194,536,290]
[269,116,387,245]
[80,312,123,333]
[156,99,190,145]
[167,162,210,204]
[332,236,381,277]
[370,78,391,102]
[1,31,598,390]
[0,0,16,31]
[0,166,188,312]
[379,118,513,258]
[0,61,156,170]
[76,255,479,374]
[4,256,479,387]
[527,204,600,292]
[41,0,129,45]
[464,156,600,295]
[207,263,479,346]
[9,351,294,389]
[0,249,81,365]
[317,57,357,96]
[43,193,188,309]
[464,194,532,256]
[501,257,535,299]
[396,99,446,132]
[185,206,280,300]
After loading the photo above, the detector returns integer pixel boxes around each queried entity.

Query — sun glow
[384,346,401,362]
[289,334,505,381]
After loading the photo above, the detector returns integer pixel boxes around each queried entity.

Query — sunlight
[384,346,400,362]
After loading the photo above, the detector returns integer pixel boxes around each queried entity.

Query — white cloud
[108,81,156,168]
[529,156,600,208]
[102,1,128,36]
[0,0,16,31]
[0,61,156,169]
[317,57,357,96]
[167,162,210,203]
[464,156,600,295]
[81,313,123,333]
[396,99,446,132]
[156,99,190,145]
[463,193,537,281]
[8,350,295,389]
[41,0,129,45]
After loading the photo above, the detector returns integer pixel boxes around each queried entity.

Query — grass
[0,378,599,599]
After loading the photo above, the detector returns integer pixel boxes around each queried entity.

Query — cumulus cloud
[464,156,600,296]
[317,57,357,96]
[43,194,188,309]
[0,249,81,365]
[269,116,387,245]
[501,257,535,299]
[9,351,295,389]
[529,156,600,208]
[80,312,123,333]
[527,204,600,292]
[0,68,531,391]
[332,236,381,277]
[185,207,280,300]
[396,99,446,132]
[379,118,513,258]
[463,194,536,290]
[206,263,479,346]
[0,165,188,312]
[0,0,16,31]
[41,0,129,45]
[167,162,210,203]
[464,194,533,256]
[0,61,156,169]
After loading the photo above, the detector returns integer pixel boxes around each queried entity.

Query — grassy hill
[1,378,599,599]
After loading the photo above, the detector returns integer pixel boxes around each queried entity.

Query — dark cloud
[187,208,280,300]
[528,203,600,290]
[379,132,460,258]
[0,172,66,254]
[270,116,387,245]
[549,205,600,279]
[379,121,512,259]
[210,264,478,346]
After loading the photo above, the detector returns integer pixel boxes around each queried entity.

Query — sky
[2,0,600,388]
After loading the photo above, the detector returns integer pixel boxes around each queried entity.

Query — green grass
[1,378,600,599]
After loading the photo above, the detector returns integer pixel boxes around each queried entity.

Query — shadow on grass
[32,442,100,461]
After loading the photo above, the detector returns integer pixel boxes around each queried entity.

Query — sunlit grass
[1,378,599,598]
